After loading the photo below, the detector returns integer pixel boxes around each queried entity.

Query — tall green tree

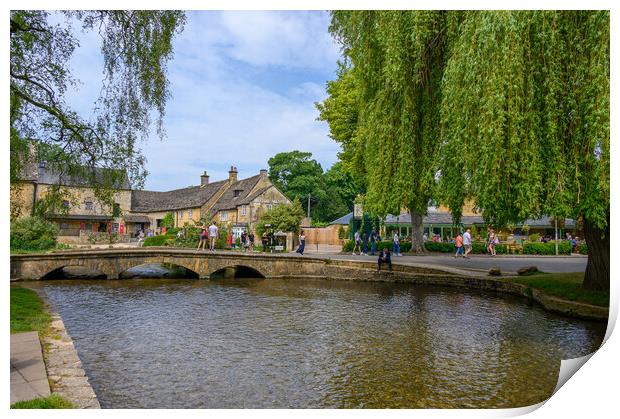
[322,11,455,252]
[439,11,609,290]
[10,11,186,210]
[267,151,360,223]
[255,199,306,237]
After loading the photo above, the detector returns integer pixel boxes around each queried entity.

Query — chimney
[228,166,238,183]
[200,171,209,186]
[259,169,268,176]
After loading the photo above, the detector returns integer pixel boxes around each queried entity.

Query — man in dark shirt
[378,247,392,271]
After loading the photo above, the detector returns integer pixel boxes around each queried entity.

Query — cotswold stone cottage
[12,164,290,243]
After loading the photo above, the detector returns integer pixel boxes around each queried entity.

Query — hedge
[342,240,573,255]
[522,241,572,255]
[143,235,168,247]
[579,243,588,255]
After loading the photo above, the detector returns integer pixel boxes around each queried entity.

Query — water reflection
[25,277,606,408]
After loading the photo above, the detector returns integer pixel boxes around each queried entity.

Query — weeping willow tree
[322,11,459,252]
[10,11,186,215]
[439,11,609,290]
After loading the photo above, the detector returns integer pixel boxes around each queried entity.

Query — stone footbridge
[10,248,477,283]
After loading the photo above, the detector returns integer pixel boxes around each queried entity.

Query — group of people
[453,228,473,258]
[352,229,404,257]
[227,230,255,251]
[197,222,219,252]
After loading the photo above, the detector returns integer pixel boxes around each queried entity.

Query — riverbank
[10,287,100,409]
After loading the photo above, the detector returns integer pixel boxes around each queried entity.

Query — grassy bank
[11,395,73,409]
[504,272,609,307]
[10,287,52,334]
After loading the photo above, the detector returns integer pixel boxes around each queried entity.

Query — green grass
[10,288,52,334]
[11,395,74,409]
[505,272,609,307]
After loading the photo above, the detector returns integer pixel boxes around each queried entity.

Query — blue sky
[62,11,342,191]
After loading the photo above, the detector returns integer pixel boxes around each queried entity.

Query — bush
[523,241,572,255]
[579,243,588,255]
[143,235,167,247]
[10,217,59,251]
[528,233,541,242]
[424,242,455,253]
[342,240,354,252]
[376,241,412,253]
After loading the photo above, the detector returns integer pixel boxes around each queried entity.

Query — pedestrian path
[10,331,51,405]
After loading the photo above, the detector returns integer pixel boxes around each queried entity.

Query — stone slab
[10,331,51,405]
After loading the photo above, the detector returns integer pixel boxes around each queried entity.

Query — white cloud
[55,10,342,191]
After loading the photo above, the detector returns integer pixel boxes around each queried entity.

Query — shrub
[143,235,167,247]
[10,217,59,251]
[424,242,455,253]
[342,240,354,252]
[579,243,588,255]
[522,241,572,255]
[377,241,412,253]
[528,233,541,242]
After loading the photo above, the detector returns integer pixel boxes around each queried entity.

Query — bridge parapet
[10,248,466,282]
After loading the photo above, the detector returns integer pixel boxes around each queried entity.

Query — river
[23,277,605,408]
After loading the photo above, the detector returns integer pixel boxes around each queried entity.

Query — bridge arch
[209,265,266,279]
[40,265,108,280]
[118,262,200,279]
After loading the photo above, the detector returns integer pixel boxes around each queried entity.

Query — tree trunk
[410,210,426,253]
[582,216,609,292]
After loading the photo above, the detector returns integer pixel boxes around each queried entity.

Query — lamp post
[554,217,559,256]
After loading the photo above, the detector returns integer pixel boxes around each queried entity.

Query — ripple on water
[35,277,605,409]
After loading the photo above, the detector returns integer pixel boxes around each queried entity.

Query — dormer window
[233,189,242,198]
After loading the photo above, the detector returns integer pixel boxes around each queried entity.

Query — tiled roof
[238,185,273,205]
[131,180,227,212]
[330,212,353,225]
[209,175,263,213]
[22,163,131,189]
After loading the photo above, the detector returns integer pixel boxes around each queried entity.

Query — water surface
[26,277,605,408]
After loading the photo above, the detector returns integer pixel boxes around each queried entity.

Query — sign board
[275,245,284,251]
[354,203,363,219]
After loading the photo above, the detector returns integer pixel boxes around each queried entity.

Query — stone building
[130,166,290,236]
[12,160,290,243]
[11,161,133,243]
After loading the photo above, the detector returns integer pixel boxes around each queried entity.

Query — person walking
[362,232,368,255]
[197,224,208,252]
[249,231,255,252]
[454,232,464,258]
[296,230,306,255]
[377,247,392,271]
[487,229,497,256]
[352,230,361,255]
[370,229,377,256]
[208,221,218,251]
[463,228,472,259]
[241,231,248,252]
[393,231,402,256]
[226,231,233,249]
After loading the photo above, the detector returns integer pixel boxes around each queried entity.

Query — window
[180,210,184,219]
[85,223,92,231]
[188,209,193,218]
[241,205,246,216]
[60,222,69,230]
[233,189,241,198]
[85,201,93,211]
[112,203,120,217]
[220,211,228,221]
[266,204,273,210]
[62,200,70,208]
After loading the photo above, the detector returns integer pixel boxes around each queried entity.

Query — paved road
[326,253,587,274]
